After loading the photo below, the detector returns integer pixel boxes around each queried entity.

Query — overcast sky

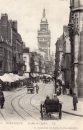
[0,0,70,53]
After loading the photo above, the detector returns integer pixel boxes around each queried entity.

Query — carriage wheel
[40,104,43,120]
[59,110,62,119]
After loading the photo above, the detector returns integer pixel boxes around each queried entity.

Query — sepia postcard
[0,0,83,130]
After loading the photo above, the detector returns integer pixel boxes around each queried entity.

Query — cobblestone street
[0,82,82,130]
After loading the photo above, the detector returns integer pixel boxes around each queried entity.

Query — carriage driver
[44,95,51,105]
[53,94,62,110]
[53,94,59,103]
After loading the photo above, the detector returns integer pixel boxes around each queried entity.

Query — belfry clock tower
[37,9,51,60]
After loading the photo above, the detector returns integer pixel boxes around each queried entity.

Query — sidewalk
[58,94,83,117]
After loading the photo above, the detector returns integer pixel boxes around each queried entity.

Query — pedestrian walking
[0,84,2,91]
[73,93,78,111]
[35,84,39,93]
[0,90,5,109]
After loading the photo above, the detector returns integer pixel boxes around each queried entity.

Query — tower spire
[43,8,45,18]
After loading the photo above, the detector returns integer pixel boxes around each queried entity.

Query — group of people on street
[44,92,78,112]
[56,80,78,111]
[44,94,62,109]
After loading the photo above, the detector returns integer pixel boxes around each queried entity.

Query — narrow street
[0,82,82,124]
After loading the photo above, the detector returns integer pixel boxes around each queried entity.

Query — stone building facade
[0,13,25,75]
[29,51,46,74]
[69,0,83,97]
[55,26,71,92]
[55,36,63,77]
[23,47,30,73]
[61,26,71,91]
[0,37,12,75]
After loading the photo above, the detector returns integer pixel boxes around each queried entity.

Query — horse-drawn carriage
[40,100,62,120]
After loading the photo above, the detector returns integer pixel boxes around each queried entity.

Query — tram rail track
[11,93,26,121]
[0,88,26,121]
[0,82,81,121]
[0,110,6,121]
[18,83,45,120]
[0,83,45,121]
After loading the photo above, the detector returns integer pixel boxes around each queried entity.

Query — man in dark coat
[0,90,5,109]
[73,93,78,110]
[44,95,52,114]
[44,95,51,105]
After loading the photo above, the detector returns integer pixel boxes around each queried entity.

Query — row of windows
[16,43,22,52]
[0,47,12,59]
[0,61,12,71]
[4,48,12,59]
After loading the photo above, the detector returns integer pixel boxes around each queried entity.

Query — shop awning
[43,74,52,78]
[39,74,43,77]
[9,73,19,81]
[9,73,25,80]
[33,73,36,77]
[14,75,24,80]
[23,73,29,78]
[30,73,36,77]
[36,73,39,76]
[57,73,62,80]
[57,73,64,85]
[0,73,15,82]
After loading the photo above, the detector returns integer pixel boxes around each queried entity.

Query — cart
[26,81,35,94]
[27,86,34,93]
[40,101,62,120]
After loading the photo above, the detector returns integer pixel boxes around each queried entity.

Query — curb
[62,110,83,117]
[52,91,83,117]
[78,99,83,102]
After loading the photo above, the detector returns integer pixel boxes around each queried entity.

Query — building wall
[0,13,25,75]
[55,38,63,77]
[0,40,12,75]
[69,0,83,97]
[23,53,30,72]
